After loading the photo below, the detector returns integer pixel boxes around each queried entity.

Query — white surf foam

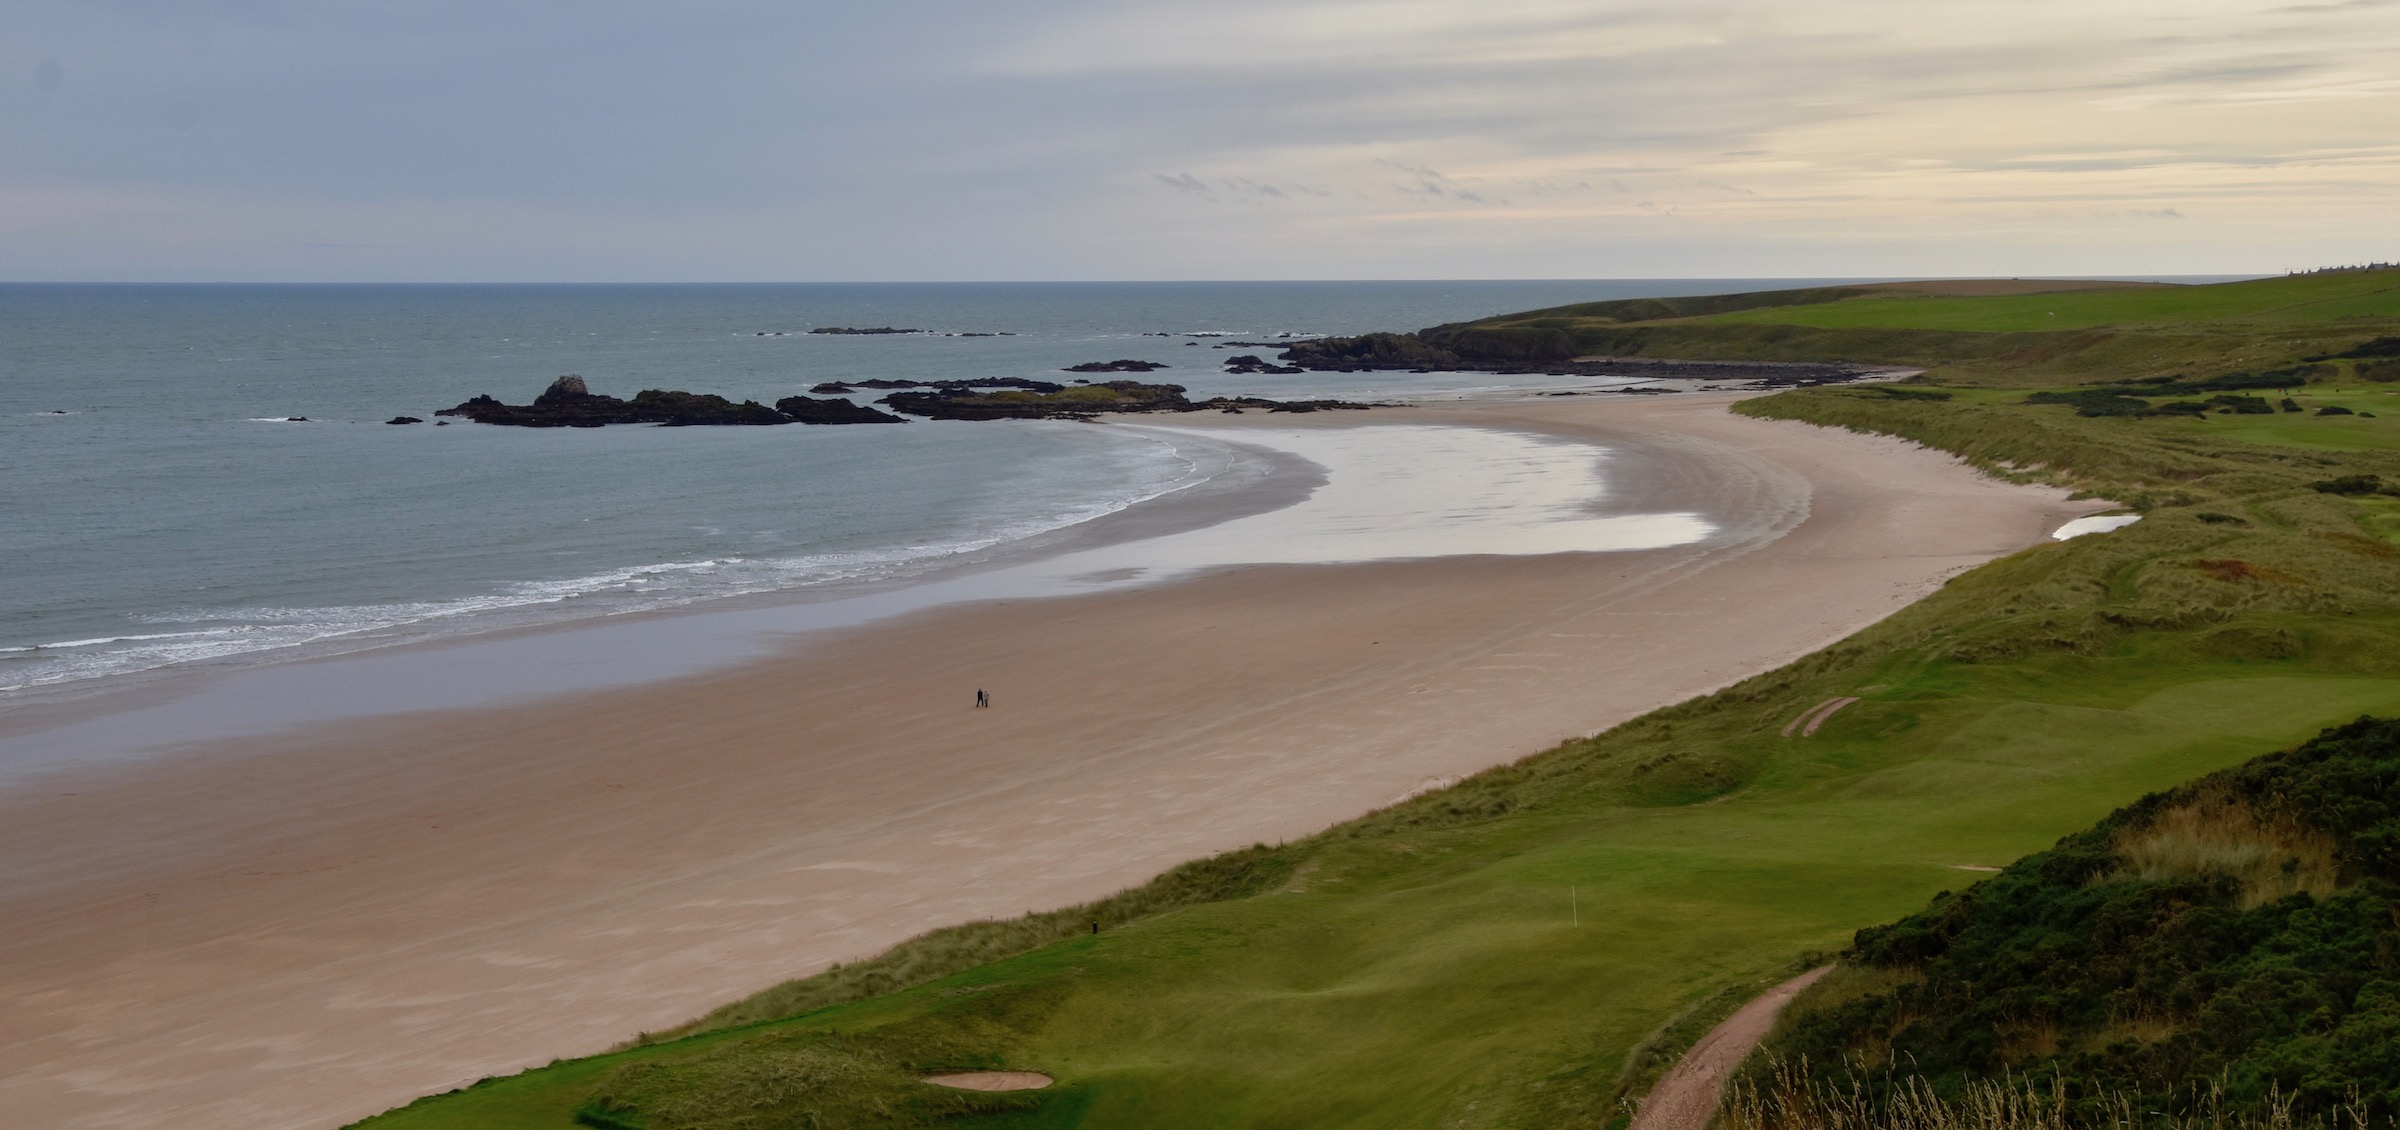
[0,431,1216,694]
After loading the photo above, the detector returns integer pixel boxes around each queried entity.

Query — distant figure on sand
[975,689,989,708]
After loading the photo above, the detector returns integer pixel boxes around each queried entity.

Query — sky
[3,1,2395,281]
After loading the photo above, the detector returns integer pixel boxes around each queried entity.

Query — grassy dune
[360,272,2400,1129]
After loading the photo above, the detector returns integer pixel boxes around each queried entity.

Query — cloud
[3,0,2397,279]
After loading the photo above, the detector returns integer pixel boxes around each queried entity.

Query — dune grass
[358,277,2400,1129]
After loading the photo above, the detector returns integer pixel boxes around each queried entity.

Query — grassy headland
[359,271,2400,1129]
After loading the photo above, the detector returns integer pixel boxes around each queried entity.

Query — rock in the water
[1222,355,1307,375]
[435,377,914,426]
[386,416,424,425]
[773,396,906,424]
[877,381,1380,421]
[437,378,788,427]
[1064,359,1169,373]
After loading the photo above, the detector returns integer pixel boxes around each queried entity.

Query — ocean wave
[0,432,1212,695]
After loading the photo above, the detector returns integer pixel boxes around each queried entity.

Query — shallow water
[0,422,1713,780]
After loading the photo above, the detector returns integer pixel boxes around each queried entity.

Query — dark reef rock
[386,416,423,425]
[1063,360,1170,373]
[808,326,920,335]
[438,375,876,427]
[437,374,1377,429]
[878,380,1377,421]
[1222,354,1306,375]
[822,378,1066,393]
[772,396,905,424]
[638,390,791,426]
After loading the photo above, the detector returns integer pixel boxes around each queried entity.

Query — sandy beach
[0,393,2099,1129]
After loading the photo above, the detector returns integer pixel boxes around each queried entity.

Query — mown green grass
[359,661,2400,1130]
[360,286,2400,1130]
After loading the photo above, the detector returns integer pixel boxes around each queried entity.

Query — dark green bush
[1765,718,2400,1124]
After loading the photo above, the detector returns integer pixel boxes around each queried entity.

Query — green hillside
[1410,269,2400,387]
[1690,272,2400,333]
[360,274,2400,1130]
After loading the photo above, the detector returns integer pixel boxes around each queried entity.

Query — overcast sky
[4,1,2395,281]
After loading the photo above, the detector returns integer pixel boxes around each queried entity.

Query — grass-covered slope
[1398,270,2400,388]
[1760,716,2400,1123]
[361,276,2400,1130]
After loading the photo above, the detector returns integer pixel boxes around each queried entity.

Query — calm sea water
[0,280,1873,696]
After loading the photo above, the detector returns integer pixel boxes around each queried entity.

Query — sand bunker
[922,1071,1053,1092]
[2053,514,2140,540]
[1781,696,1858,737]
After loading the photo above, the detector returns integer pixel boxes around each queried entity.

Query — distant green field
[362,277,2400,1130]
[1690,272,2400,333]
[1432,269,2400,388]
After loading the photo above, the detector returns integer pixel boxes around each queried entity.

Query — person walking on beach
[975,689,989,708]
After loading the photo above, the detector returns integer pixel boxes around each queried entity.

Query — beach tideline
[0,392,2092,1130]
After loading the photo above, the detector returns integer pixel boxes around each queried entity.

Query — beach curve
[0,393,2105,1130]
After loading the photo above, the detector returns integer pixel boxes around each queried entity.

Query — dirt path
[1630,966,1832,1130]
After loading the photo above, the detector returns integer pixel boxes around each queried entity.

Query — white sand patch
[922,1071,1052,1092]
[2052,514,2140,540]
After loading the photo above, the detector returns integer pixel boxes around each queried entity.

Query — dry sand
[0,394,2099,1129]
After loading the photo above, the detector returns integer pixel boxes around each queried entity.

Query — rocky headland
[1276,331,1878,386]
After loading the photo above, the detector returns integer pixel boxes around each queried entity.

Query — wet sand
[0,394,2098,1129]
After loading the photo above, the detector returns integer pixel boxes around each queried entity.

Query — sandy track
[1631,967,1833,1130]
[0,394,2095,1129]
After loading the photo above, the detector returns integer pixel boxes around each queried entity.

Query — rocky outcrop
[437,376,897,427]
[1063,360,1170,373]
[1278,332,1464,371]
[772,396,905,424]
[878,380,1376,421]
[1223,355,1305,375]
[435,376,1375,428]
[808,326,920,335]
[814,378,1066,393]
[386,416,423,425]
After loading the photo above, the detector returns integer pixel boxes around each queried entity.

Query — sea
[0,279,1880,703]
